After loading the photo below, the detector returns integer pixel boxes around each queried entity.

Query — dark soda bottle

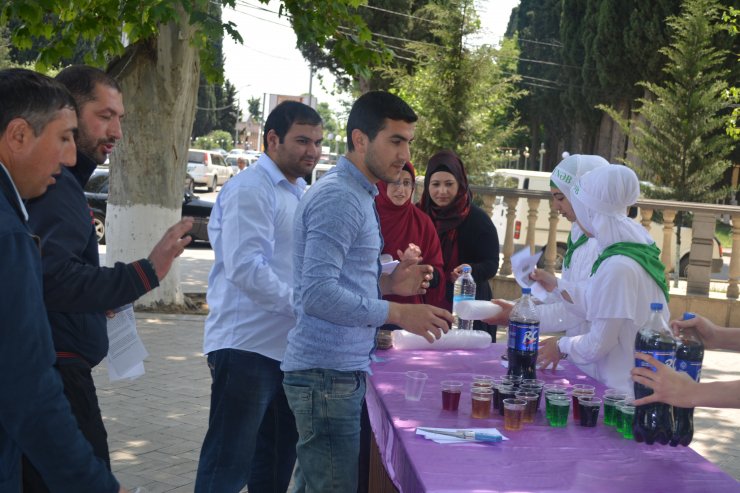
[671,312,704,447]
[633,302,676,445]
[507,287,539,380]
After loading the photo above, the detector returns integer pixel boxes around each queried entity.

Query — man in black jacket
[23,65,193,491]
[0,67,127,493]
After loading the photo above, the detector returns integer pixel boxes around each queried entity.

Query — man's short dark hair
[346,91,417,152]
[55,65,121,107]
[263,101,323,150]
[0,68,77,136]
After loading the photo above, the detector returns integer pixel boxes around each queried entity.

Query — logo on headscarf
[554,169,573,185]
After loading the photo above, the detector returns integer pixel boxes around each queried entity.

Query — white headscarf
[570,165,653,250]
[550,154,610,202]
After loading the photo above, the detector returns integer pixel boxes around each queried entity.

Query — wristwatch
[557,338,568,360]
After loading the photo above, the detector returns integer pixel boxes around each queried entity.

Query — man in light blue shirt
[282,91,453,492]
[195,101,323,493]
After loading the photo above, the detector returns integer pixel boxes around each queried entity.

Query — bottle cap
[650,302,663,311]
[462,265,472,273]
[682,312,696,320]
[522,287,531,295]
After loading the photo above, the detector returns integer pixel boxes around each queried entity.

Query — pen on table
[417,428,503,442]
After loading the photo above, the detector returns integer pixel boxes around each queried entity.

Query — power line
[358,4,445,26]
[517,37,564,48]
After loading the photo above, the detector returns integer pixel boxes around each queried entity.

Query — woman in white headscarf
[533,165,670,394]
[537,155,608,330]
[486,155,608,339]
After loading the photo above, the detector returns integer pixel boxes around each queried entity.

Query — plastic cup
[617,399,636,439]
[603,393,627,426]
[507,374,523,388]
[471,386,493,419]
[578,396,602,427]
[492,379,504,410]
[571,384,595,421]
[520,383,544,410]
[441,380,463,411]
[497,385,516,416]
[544,387,568,422]
[515,391,539,423]
[472,374,495,388]
[522,379,545,387]
[548,394,570,427]
[404,371,428,401]
[503,398,526,430]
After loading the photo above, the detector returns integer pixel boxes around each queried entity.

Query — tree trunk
[105,10,200,307]
[595,99,630,162]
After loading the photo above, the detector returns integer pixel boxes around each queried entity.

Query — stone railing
[466,185,740,299]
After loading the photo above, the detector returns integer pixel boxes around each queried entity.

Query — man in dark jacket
[0,68,127,492]
[22,65,193,491]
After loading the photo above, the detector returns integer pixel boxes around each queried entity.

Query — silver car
[187,149,234,192]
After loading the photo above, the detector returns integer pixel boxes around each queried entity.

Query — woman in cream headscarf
[533,164,669,394]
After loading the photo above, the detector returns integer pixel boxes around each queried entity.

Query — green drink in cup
[603,393,627,427]
[544,386,567,422]
[548,394,570,427]
[617,399,636,439]
[617,399,635,440]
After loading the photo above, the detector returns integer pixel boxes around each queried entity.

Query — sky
[222,0,520,115]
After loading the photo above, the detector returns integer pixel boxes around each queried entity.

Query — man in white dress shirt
[194,101,323,493]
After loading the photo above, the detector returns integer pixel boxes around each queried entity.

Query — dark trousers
[22,363,109,492]
[195,348,297,493]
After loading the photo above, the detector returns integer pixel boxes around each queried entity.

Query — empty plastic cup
[404,371,428,401]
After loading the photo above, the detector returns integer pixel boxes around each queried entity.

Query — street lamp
[522,147,530,170]
[335,134,342,155]
[246,131,252,150]
[538,142,545,172]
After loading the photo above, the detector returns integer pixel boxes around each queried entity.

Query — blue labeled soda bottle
[633,302,676,445]
[670,312,704,447]
[507,287,539,379]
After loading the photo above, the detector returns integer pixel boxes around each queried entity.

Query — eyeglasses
[388,180,413,189]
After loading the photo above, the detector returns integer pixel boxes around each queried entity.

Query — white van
[490,169,569,262]
[489,168,722,275]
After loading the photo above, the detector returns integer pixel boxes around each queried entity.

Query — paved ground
[94,245,740,491]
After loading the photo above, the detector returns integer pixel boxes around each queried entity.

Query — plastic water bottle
[507,287,540,379]
[671,312,704,447]
[633,302,676,445]
[452,266,476,330]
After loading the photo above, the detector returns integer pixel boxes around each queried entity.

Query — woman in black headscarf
[418,150,500,339]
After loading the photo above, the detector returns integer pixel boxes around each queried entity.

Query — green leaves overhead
[2,0,385,81]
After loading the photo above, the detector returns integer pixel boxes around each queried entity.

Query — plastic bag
[454,300,502,320]
[392,329,492,350]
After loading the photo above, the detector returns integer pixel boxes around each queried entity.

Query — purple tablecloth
[366,344,740,493]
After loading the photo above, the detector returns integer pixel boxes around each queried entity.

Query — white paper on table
[106,304,148,380]
[415,427,508,444]
[510,248,548,301]
[107,360,145,382]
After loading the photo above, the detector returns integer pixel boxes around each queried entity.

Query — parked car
[226,154,258,175]
[187,149,233,192]
[84,168,213,244]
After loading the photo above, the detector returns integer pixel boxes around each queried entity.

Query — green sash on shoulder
[563,232,588,270]
[591,242,669,302]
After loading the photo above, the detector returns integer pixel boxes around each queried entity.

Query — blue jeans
[283,369,366,493]
[195,349,297,493]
